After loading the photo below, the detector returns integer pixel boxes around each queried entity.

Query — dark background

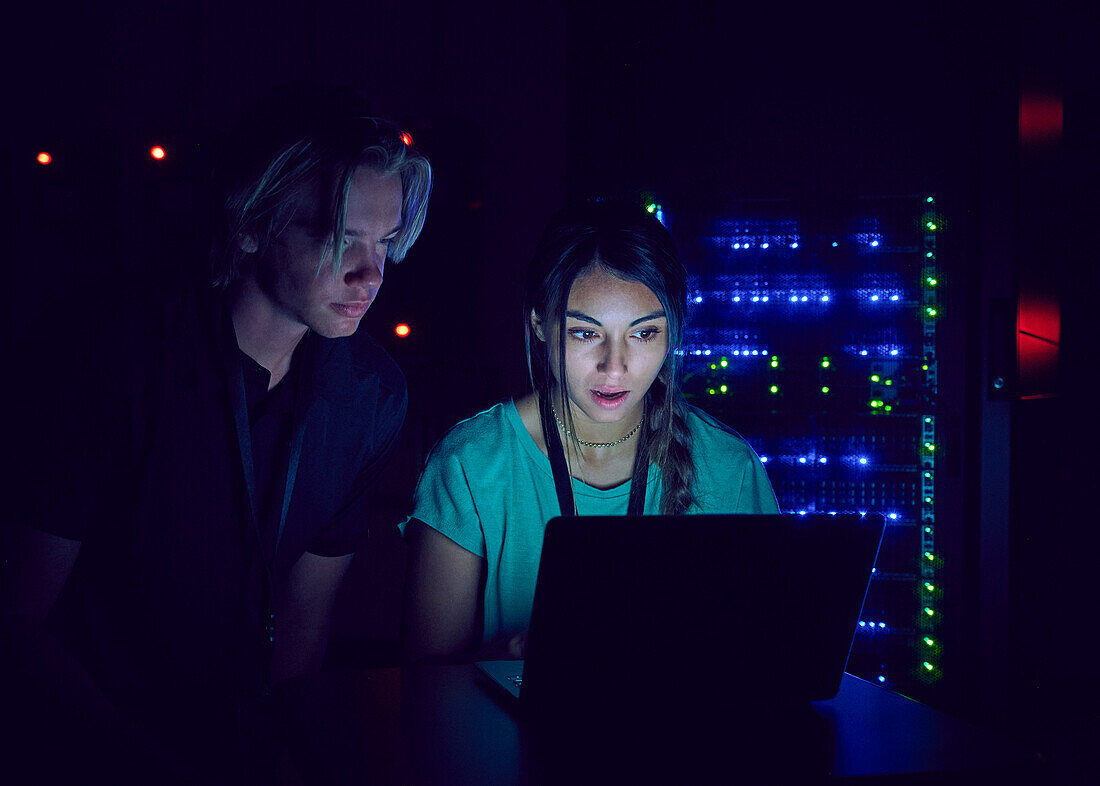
[6,0,1094,780]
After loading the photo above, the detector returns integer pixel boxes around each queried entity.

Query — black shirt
[27,284,407,768]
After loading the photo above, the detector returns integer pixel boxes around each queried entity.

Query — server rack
[668,195,944,700]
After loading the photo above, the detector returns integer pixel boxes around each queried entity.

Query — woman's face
[538,265,669,434]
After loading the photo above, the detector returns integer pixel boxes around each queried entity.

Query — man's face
[258,166,404,339]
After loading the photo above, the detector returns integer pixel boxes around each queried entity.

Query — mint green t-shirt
[403,399,779,645]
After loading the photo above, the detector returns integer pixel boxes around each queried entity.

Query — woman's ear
[530,310,546,342]
[237,232,259,254]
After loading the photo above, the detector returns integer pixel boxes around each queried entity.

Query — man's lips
[331,301,370,318]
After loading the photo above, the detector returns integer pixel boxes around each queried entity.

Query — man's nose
[344,246,384,289]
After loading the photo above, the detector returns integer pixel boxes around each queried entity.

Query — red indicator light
[394,323,411,338]
[400,132,413,146]
[150,145,166,160]
[36,151,52,165]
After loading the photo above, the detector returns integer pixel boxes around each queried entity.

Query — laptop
[477,513,886,721]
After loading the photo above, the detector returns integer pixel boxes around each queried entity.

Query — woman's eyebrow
[629,310,667,326]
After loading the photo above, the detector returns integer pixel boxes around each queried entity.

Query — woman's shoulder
[683,403,761,463]
[431,400,512,448]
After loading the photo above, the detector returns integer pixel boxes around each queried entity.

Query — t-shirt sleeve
[737,454,781,514]
[398,435,487,558]
[307,385,408,557]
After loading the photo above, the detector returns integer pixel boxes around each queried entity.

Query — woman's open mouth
[590,389,629,409]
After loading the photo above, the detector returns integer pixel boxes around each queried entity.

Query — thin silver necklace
[550,406,641,448]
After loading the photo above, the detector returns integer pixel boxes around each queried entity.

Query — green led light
[924,443,935,452]
[922,364,929,371]
[707,388,716,395]
[870,399,883,408]
[925,582,936,591]
[924,472,932,479]
[923,661,935,671]
[926,276,938,286]
[924,526,933,534]
[771,359,779,368]
[770,385,779,394]
[720,359,728,368]
[709,363,716,370]
[923,637,936,646]
[926,251,934,258]
[926,307,938,317]
[885,379,893,386]
[821,386,830,394]
[884,405,893,412]
[719,384,728,393]
[924,497,933,504]
[924,417,932,424]
[923,551,935,561]
[870,374,880,382]
[926,222,937,230]
[646,203,657,214]
[926,196,934,203]
[923,607,935,617]
[820,357,831,368]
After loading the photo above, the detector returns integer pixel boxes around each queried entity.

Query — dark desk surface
[275,665,1041,785]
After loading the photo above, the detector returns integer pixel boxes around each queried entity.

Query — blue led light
[790,242,799,249]
[871,294,880,301]
[819,457,827,463]
[733,242,741,249]
[694,296,703,303]
[878,676,886,683]
[888,513,899,520]
[821,295,830,302]
[878,622,886,628]
[762,242,769,249]
[790,295,798,302]
[760,456,769,463]
[871,240,880,247]
[733,296,741,302]
[860,350,869,356]
[832,241,839,247]
[859,457,869,465]
[798,457,807,464]
[890,294,899,301]
[800,295,808,302]
[762,296,769,302]
[704,349,711,355]
[859,621,866,627]
[890,349,899,356]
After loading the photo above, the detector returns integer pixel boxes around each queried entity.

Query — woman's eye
[568,329,598,341]
[634,328,661,341]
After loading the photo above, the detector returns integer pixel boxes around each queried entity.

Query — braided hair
[523,200,695,514]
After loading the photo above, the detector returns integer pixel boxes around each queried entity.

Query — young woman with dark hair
[402,200,778,662]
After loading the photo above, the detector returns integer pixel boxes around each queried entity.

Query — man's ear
[237,232,259,254]
[530,310,545,342]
